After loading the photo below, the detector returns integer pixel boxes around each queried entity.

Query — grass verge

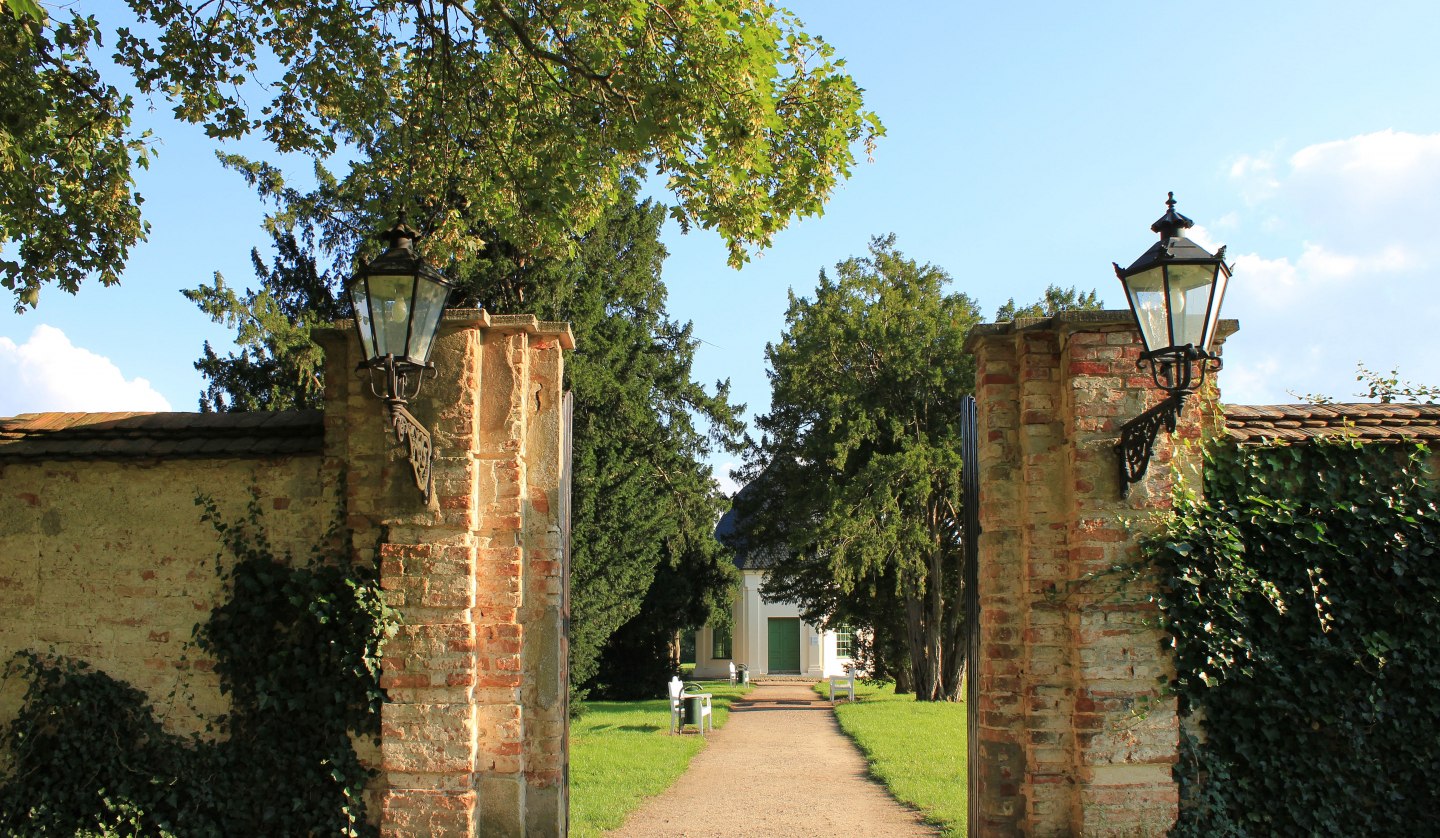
[822,681,968,837]
[569,680,749,837]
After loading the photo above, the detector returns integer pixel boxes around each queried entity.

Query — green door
[767,618,801,674]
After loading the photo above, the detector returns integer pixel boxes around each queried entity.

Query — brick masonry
[320,312,572,837]
[0,310,573,837]
[965,311,1234,837]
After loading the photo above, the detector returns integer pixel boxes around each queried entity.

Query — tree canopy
[1,0,882,310]
[184,229,343,412]
[0,7,151,309]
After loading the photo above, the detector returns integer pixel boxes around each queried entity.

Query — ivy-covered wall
[1147,439,1440,835]
[0,489,390,836]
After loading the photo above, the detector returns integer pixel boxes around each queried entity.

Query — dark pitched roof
[0,410,324,461]
[714,473,791,571]
[714,502,786,571]
[1224,403,1440,445]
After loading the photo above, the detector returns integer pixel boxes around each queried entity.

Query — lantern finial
[379,214,420,251]
[1150,191,1194,243]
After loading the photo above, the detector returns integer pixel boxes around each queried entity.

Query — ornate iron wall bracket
[388,401,434,502]
[1117,392,1186,497]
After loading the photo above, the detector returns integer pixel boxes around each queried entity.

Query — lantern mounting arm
[388,400,434,504]
[1115,349,1220,497]
[360,353,435,503]
[1118,391,1187,497]
[1116,348,1220,497]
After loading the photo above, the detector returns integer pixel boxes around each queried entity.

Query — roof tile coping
[1223,403,1440,444]
[0,409,323,461]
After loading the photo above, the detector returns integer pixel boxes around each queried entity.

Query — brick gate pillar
[965,311,1233,836]
[318,311,573,837]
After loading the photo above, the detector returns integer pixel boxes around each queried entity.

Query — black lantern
[1113,193,1232,496]
[348,217,455,502]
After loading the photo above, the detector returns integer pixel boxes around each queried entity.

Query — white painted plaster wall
[693,569,853,679]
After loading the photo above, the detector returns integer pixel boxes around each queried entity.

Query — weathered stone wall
[966,311,1232,837]
[0,455,332,732]
[1,310,572,837]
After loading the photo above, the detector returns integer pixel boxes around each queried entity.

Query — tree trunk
[905,497,966,702]
[892,655,914,695]
[906,568,943,700]
[885,617,915,695]
[866,609,913,693]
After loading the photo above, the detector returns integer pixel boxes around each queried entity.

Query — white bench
[828,672,856,704]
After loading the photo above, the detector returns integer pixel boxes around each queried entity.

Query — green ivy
[0,493,393,837]
[1145,438,1440,836]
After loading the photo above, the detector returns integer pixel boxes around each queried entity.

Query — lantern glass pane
[1203,266,1230,353]
[1124,267,1169,353]
[368,273,415,359]
[1166,264,1217,348]
[406,274,451,364]
[349,276,377,360]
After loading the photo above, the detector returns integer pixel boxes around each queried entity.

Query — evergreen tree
[187,185,741,699]
[541,191,742,694]
[737,236,1105,701]
[183,230,343,412]
[589,485,736,699]
[737,235,980,701]
[993,284,1102,322]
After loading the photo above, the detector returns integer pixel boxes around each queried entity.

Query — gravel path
[607,682,939,837]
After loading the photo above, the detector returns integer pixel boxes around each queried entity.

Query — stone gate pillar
[318,311,573,837]
[965,311,1233,836]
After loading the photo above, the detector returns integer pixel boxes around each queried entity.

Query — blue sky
[5,2,1440,492]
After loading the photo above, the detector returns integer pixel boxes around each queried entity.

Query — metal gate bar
[960,395,981,837]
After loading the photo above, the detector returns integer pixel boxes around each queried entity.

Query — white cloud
[1228,251,1299,309]
[1242,130,1440,257]
[1228,153,1280,203]
[1217,354,1282,406]
[1296,242,1414,280]
[1229,240,1417,312]
[1289,129,1440,188]
[1186,223,1222,252]
[1216,130,1440,405]
[0,325,172,415]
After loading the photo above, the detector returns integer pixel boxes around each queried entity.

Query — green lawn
[569,680,749,837]
[822,681,969,837]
